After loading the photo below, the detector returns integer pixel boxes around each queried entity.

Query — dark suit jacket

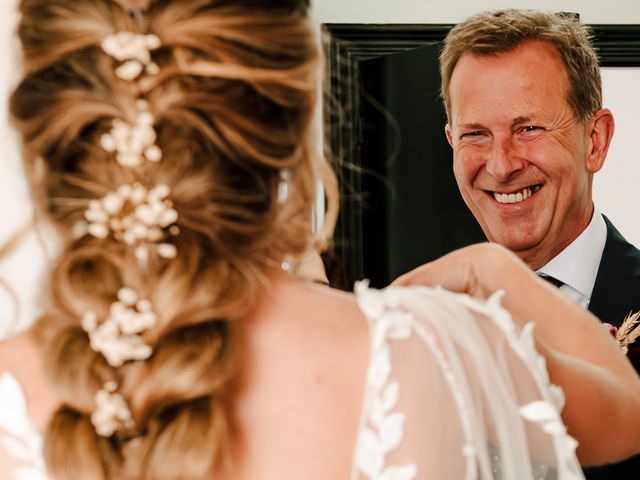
[583,215,640,480]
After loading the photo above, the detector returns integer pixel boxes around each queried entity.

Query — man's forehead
[458,39,563,65]
[450,40,569,92]
[449,45,571,122]
[454,115,536,128]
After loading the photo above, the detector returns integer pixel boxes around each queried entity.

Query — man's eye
[521,125,542,133]
[461,131,484,138]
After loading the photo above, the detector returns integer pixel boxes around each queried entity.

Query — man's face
[446,40,605,269]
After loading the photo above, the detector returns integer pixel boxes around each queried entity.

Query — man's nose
[485,137,524,181]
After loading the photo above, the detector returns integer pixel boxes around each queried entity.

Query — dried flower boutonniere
[604,311,640,359]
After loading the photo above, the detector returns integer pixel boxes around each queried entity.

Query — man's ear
[586,108,615,173]
[445,124,454,147]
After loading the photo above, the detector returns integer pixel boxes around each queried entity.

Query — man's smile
[487,185,542,204]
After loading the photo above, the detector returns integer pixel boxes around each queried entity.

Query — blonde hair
[10,0,333,478]
[440,9,602,123]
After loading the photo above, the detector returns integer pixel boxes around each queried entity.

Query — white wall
[312,0,640,24]
[595,68,640,243]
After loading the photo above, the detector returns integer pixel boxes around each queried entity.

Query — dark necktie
[539,274,564,288]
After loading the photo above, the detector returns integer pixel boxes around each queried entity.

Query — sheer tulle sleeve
[352,282,585,480]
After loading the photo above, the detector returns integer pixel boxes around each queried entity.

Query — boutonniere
[604,311,640,358]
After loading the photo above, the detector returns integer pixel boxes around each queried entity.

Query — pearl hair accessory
[101,99,163,167]
[92,381,135,437]
[101,31,161,81]
[277,169,291,204]
[82,287,158,368]
[84,182,179,261]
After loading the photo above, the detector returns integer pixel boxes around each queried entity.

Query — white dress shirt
[536,207,607,308]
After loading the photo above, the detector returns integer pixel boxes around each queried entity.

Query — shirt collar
[536,206,607,302]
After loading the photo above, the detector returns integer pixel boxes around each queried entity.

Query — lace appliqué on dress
[457,293,582,479]
[0,373,48,480]
[354,282,417,480]
[353,282,584,480]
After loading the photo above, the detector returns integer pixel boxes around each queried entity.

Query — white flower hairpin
[82,287,158,367]
[101,31,161,81]
[101,99,162,167]
[92,381,135,437]
[84,182,179,262]
[101,31,163,167]
[83,286,157,437]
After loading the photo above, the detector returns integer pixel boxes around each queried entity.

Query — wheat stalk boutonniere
[612,311,640,354]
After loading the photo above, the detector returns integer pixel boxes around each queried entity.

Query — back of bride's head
[10,0,324,478]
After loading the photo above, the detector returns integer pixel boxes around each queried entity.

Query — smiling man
[445,39,611,271]
[438,10,640,479]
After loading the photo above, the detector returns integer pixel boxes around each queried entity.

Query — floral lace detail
[453,291,582,479]
[353,282,584,480]
[0,373,48,480]
[354,281,417,480]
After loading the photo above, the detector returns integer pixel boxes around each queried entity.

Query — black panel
[358,44,485,287]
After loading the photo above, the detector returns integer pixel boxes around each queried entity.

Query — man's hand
[392,242,520,299]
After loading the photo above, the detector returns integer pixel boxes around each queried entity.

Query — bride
[1,1,639,479]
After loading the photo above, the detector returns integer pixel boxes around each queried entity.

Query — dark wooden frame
[322,23,640,285]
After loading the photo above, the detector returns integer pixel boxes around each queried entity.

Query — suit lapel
[588,215,640,327]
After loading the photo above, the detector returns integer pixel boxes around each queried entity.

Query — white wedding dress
[0,283,585,480]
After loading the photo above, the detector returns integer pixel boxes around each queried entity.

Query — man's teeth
[493,187,535,204]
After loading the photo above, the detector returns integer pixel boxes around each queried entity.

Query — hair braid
[11,0,327,478]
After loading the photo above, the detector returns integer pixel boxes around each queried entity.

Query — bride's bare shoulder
[260,274,367,329]
[0,331,60,431]
[244,274,370,369]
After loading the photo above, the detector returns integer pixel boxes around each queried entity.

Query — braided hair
[10,0,333,478]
